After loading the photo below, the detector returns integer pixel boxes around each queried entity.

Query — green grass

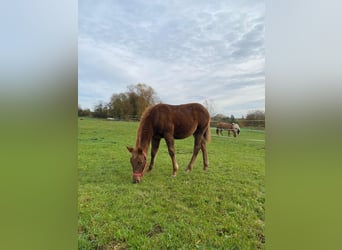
[78,118,265,249]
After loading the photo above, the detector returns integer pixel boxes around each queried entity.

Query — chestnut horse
[216,122,240,137]
[127,103,211,183]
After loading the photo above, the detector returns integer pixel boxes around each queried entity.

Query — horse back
[150,103,210,138]
[217,122,232,129]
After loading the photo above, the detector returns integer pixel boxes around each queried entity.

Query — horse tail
[204,119,211,143]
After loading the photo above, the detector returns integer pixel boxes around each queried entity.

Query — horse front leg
[164,135,178,177]
[148,136,161,172]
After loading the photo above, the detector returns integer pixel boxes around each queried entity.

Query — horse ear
[127,146,134,153]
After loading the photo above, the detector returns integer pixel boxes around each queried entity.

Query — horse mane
[139,105,155,125]
[135,105,155,149]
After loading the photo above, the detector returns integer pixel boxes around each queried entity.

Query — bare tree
[203,99,216,117]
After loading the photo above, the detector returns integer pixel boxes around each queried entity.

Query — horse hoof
[171,175,176,178]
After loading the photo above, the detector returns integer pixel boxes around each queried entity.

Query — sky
[78,0,265,117]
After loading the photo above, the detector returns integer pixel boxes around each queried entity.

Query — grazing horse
[216,122,241,137]
[127,103,211,183]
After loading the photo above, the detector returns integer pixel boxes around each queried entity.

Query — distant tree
[211,113,229,127]
[110,93,131,119]
[229,115,237,123]
[128,83,160,117]
[212,113,226,121]
[109,83,160,120]
[127,91,139,118]
[78,105,91,117]
[245,110,265,128]
[93,102,110,118]
[128,83,158,104]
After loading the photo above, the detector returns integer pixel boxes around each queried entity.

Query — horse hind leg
[201,139,208,171]
[186,133,202,173]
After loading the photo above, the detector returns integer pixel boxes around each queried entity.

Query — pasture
[78,118,265,249]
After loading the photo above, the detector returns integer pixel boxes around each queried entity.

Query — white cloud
[78,0,265,117]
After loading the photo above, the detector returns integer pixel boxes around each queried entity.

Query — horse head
[232,123,241,136]
[127,146,147,183]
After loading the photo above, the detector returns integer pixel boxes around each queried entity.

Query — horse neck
[135,119,153,153]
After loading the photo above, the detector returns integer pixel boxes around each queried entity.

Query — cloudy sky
[79,0,264,117]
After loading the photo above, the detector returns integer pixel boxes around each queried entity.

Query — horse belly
[173,123,197,139]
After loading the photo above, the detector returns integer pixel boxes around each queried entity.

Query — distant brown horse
[216,122,240,137]
[127,103,211,183]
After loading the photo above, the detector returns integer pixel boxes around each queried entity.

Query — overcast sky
[79,0,264,117]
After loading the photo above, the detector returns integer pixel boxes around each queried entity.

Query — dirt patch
[147,224,163,237]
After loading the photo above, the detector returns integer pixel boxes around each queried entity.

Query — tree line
[211,110,265,128]
[78,83,265,128]
[243,110,265,128]
[78,83,160,120]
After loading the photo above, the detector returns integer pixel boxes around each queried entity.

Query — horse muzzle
[132,173,143,183]
[132,178,141,184]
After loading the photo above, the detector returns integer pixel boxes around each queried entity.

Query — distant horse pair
[127,103,211,183]
[216,122,240,138]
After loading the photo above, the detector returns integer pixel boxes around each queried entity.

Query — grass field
[78,118,265,249]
